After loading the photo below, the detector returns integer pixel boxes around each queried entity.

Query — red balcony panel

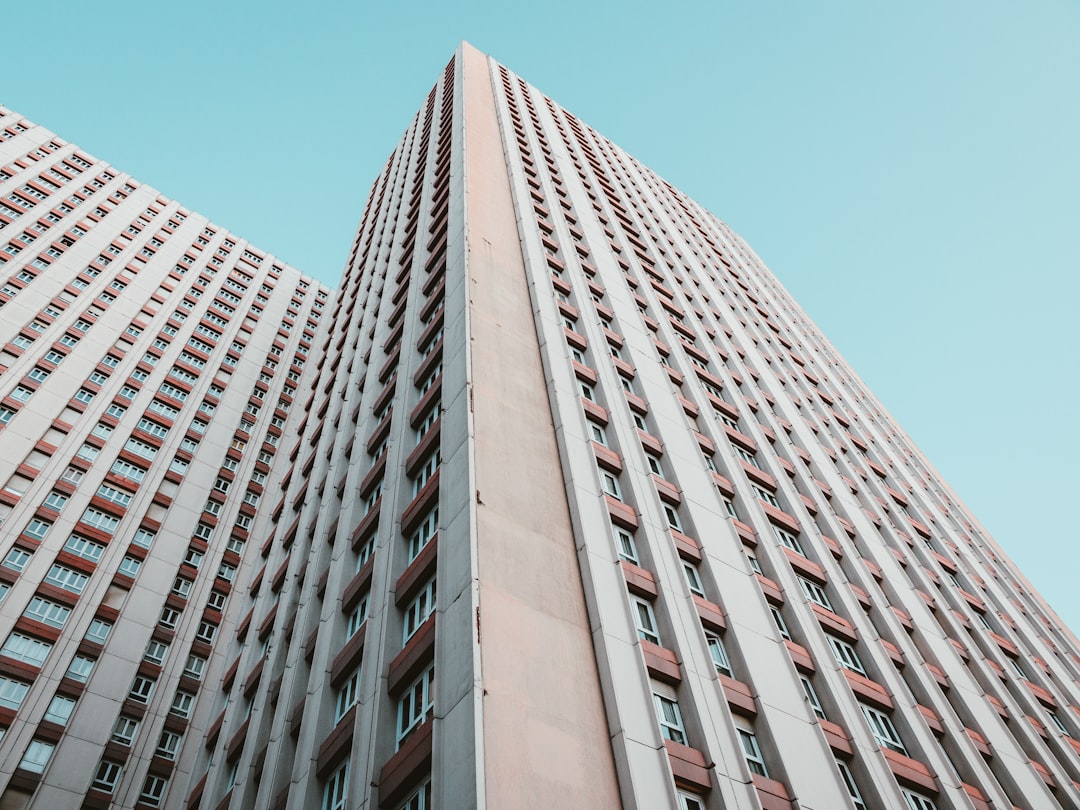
[961,783,992,810]
[761,503,800,534]
[841,669,893,710]
[756,574,784,605]
[810,604,857,642]
[693,595,726,632]
[782,547,826,583]
[917,704,944,736]
[670,530,702,563]
[592,442,623,473]
[987,693,1009,719]
[621,561,658,599]
[740,462,776,492]
[752,774,793,810]
[1030,759,1055,788]
[784,640,814,673]
[820,719,853,757]
[891,606,914,632]
[653,475,682,505]
[395,537,438,607]
[799,494,818,515]
[378,719,433,808]
[907,516,932,539]
[387,615,435,695]
[330,625,367,686]
[605,495,638,530]
[400,471,440,535]
[641,640,681,685]
[664,739,712,793]
[990,632,1019,657]
[925,662,949,689]
[712,473,735,499]
[733,520,757,546]
[964,727,991,756]
[582,399,609,424]
[720,674,757,716]
[881,639,905,667]
[862,558,883,581]
[850,584,872,610]
[637,430,664,455]
[882,748,938,793]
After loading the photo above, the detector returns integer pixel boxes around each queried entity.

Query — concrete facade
[2,42,1080,810]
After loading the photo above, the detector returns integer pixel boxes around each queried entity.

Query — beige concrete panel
[461,43,622,809]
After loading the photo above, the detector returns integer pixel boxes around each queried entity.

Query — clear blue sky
[4,1,1077,632]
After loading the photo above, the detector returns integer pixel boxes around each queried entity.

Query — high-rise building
[0,42,1077,810]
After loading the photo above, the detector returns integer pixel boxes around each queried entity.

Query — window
[774,527,804,554]
[139,775,168,808]
[903,790,938,810]
[663,504,683,531]
[159,606,181,629]
[770,607,791,640]
[45,564,88,594]
[3,547,31,572]
[1048,711,1070,736]
[66,655,95,682]
[828,636,865,675]
[837,760,867,809]
[396,665,434,747]
[24,518,51,540]
[801,675,826,719]
[408,506,438,561]
[156,730,182,761]
[631,597,660,645]
[112,715,140,745]
[81,507,119,534]
[97,484,133,507]
[706,633,733,677]
[43,491,69,511]
[195,620,217,643]
[129,675,155,703]
[412,450,440,496]
[335,668,361,723]
[653,692,687,744]
[683,562,706,597]
[170,690,195,718]
[183,654,207,681]
[678,793,706,810]
[24,597,71,628]
[0,676,30,710]
[646,452,663,476]
[118,556,142,578]
[799,577,833,610]
[861,704,907,755]
[133,527,156,548]
[144,640,169,665]
[172,577,193,598]
[92,760,124,794]
[323,761,349,810]
[398,781,432,810]
[600,471,622,499]
[1007,657,1026,679]
[65,535,105,561]
[346,594,369,637]
[589,421,607,445]
[403,579,436,642]
[754,486,780,508]
[614,528,639,564]
[43,694,76,726]
[738,729,769,776]
[19,739,55,773]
